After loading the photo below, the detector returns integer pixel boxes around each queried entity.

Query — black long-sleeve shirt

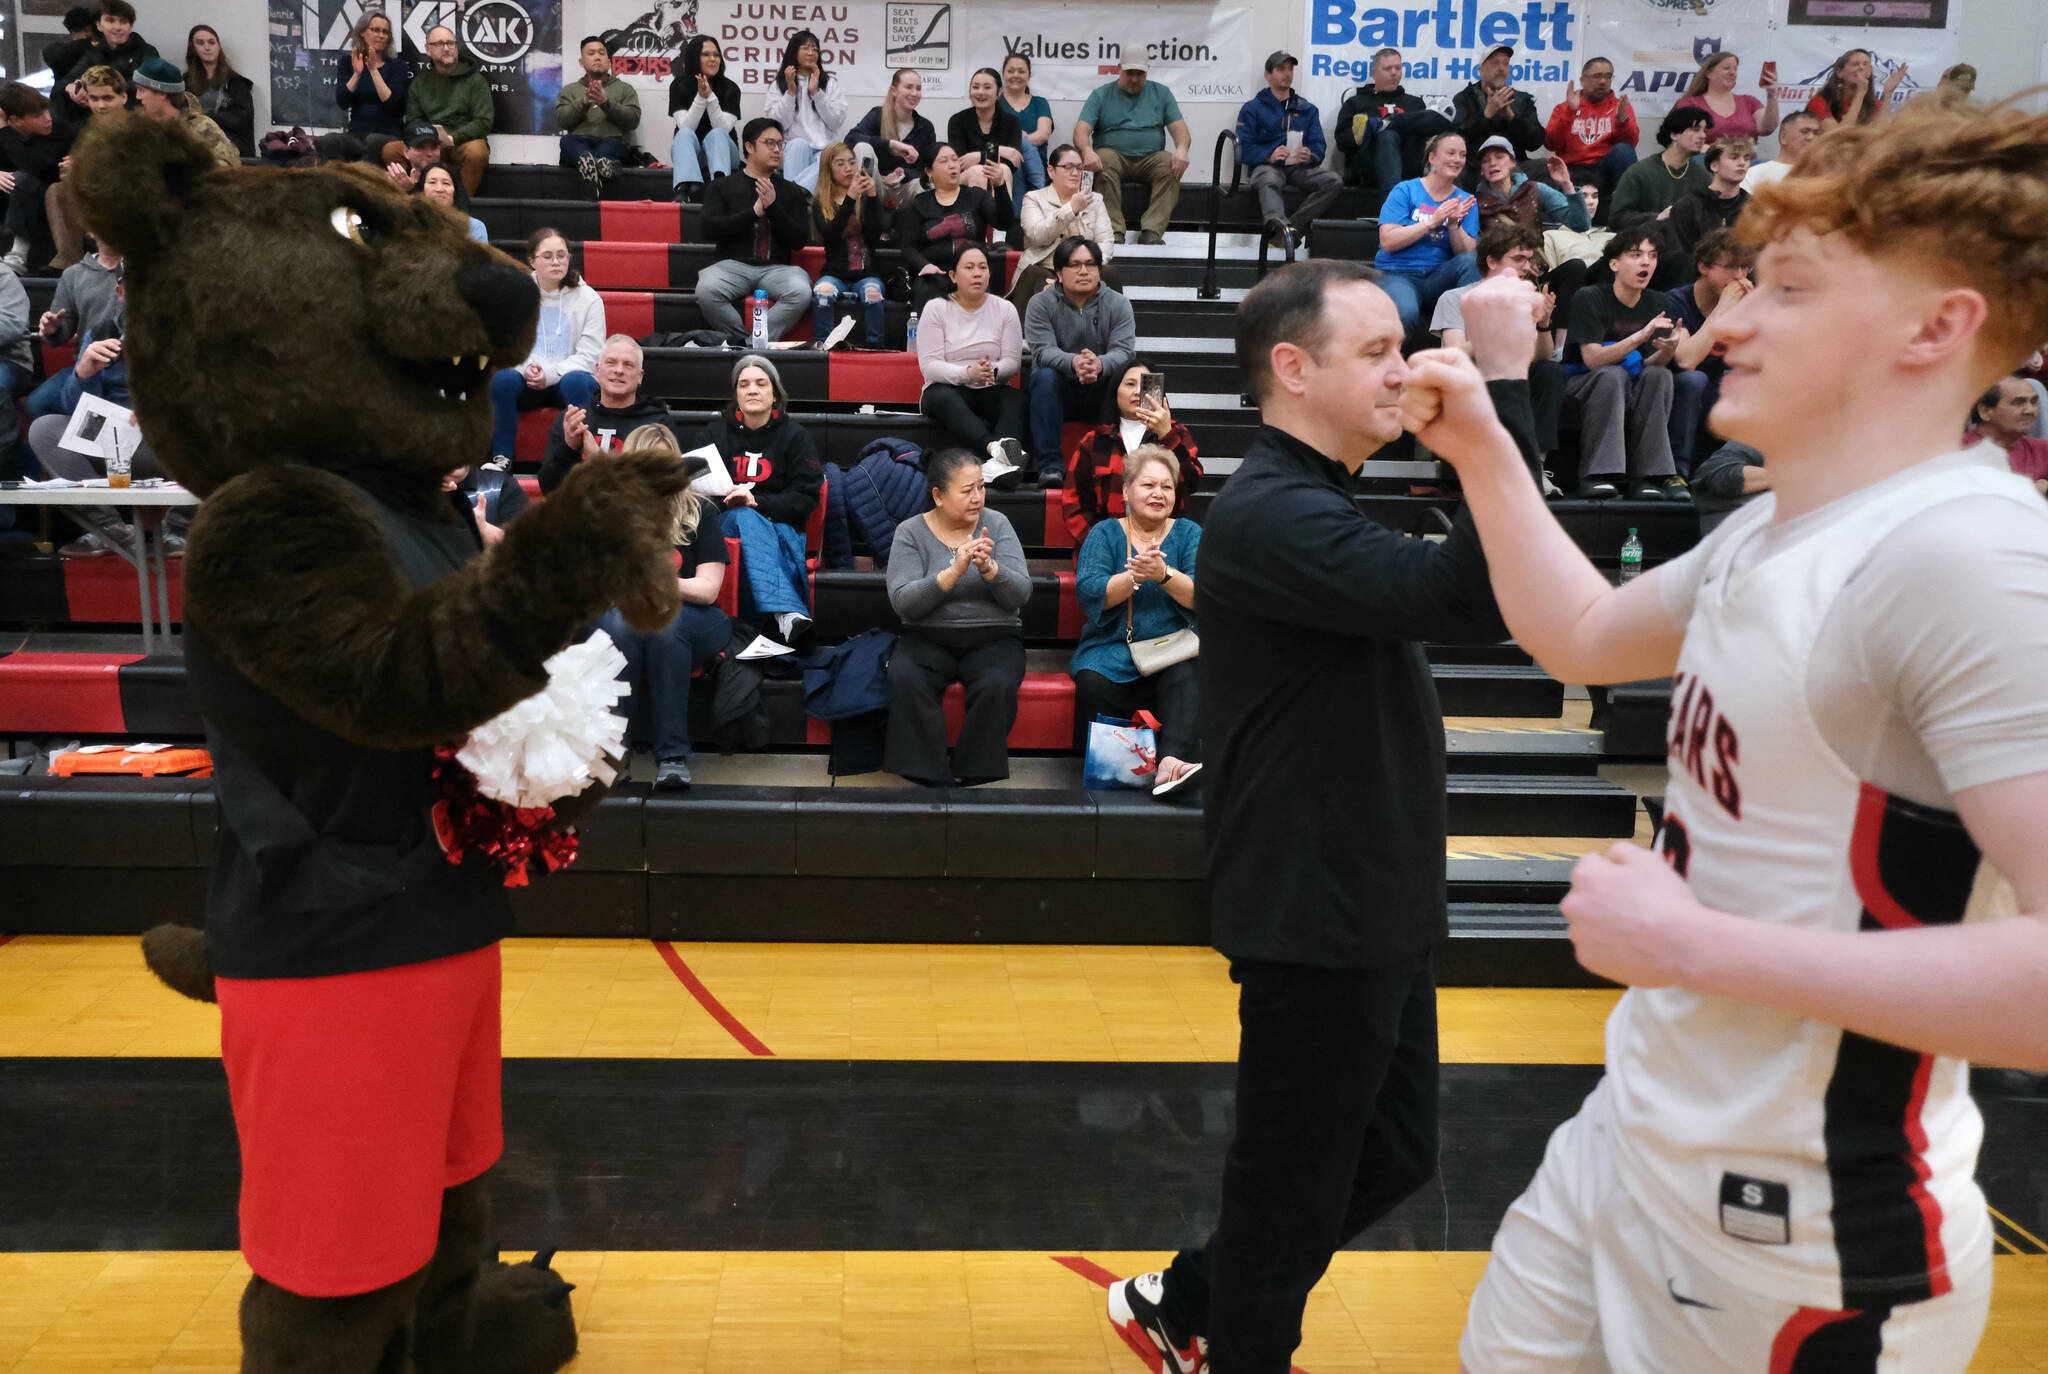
[1451,82,1546,159]
[1196,380,1540,970]
[702,168,811,265]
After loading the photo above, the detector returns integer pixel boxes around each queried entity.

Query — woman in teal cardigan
[1071,444,1202,791]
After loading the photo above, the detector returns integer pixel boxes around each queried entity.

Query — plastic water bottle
[1619,528,1643,584]
[905,307,919,352]
[749,290,769,349]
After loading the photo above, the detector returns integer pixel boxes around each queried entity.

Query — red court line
[653,941,774,1057]
[1051,1255,1310,1374]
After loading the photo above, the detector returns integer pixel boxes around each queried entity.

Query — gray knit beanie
[732,352,787,410]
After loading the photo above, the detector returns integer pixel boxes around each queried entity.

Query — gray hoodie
[1023,284,1137,379]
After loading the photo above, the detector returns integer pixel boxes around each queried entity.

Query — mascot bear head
[67,113,539,504]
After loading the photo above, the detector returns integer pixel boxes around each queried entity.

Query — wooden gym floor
[2,934,2044,1372]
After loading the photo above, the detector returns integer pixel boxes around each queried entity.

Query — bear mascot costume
[67,111,689,1371]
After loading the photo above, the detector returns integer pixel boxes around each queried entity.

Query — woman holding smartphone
[1060,358,1201,543]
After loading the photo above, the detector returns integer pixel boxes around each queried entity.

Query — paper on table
[685,443,734,498]
[59,392,141,461]
[735,635,795,661]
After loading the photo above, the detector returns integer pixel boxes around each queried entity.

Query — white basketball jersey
[1604,457,2038,1313]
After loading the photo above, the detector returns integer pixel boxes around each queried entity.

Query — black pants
[884,625,1025,785]
[1072,662,1201,763]
[5,171,50,263]
[1162,952,1439,1374]
[919,382,1027,453]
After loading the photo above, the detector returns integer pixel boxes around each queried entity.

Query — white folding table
[0,484,199,654]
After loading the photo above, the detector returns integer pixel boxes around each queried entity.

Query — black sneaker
[1659,475,1692,501]
[654,758,692,790]
[1038,467,1064,490]
[1631,482,1661,501]
[1582,480,1620,500]
[1107,1272,1206,1374]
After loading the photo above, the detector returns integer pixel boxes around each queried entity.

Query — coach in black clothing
[1106,263,1543,1374]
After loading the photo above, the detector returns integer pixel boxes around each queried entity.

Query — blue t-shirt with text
[1373,178,1480,275]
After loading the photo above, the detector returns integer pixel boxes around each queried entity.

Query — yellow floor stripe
[3,1251,2043,1373]
[1991,1206,2048,1256]
[0,937,1620,1064]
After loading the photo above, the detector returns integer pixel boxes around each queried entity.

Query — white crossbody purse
[1122,519,1199,676]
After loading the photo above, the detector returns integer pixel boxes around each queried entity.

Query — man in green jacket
[395,26,493,194]
[556,34,640,187]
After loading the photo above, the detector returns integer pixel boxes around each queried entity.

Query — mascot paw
[416,1250,578,1374]
[545,450,690,634]
[140,923,217,1004]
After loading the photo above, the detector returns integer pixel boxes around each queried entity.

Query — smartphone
[1140,372,1166,404]
[1082,170,1095,194]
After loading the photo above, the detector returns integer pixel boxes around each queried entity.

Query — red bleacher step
[805,671,1074,750]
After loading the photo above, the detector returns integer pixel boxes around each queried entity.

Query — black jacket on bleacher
[1195,380,1541,971]
[702,168,811,266]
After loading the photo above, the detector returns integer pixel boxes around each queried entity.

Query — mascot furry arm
[69,117,684,1002]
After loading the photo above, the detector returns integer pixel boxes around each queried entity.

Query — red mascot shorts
[216,943,503,1297]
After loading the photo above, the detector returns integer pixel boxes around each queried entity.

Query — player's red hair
[1739,95,2048,367]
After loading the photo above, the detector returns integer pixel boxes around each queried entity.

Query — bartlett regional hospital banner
[1299,0,1961,139]
[595,0,1257,105]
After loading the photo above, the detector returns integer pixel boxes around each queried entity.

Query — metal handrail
[1197,130,1242,300]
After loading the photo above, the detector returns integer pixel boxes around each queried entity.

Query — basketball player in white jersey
[1395,100,2048,1370]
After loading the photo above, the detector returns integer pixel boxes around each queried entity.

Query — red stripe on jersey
[1849,782,1920,930]
[1900,1049,1952,1297]
[1769,1307,1847,1374]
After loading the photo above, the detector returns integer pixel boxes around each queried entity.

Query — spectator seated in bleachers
[1335,47,1450,193]
[1000,55,1052,202]
[25,243,118,418]
[487,228,602,464]
[333,11,407,148]
[1544,57,1636,211]
[1009,143,1119,307]
[48,66,128,270]
[1073,54,1191,246]
[415,162,485,242]
[557,35,640,192]
[28,283,188,555]
[1672,50,1779,145]
[948,67,1024,209]
[183,24,253,158]
[1561,224,1693,500]
[1071,443,1202,795]
[849,69,936,198]
[598,424,732,792]
[0,265,33,399]
[1472,134,1589,233]
[538,335,681,493]
[1433,222,1565,484]
[1690,438,1767,535]
[1238,51,1342,254]
[1658,137,1751,288]
[901,143,1011,310]
[1608,106,1710,226]
[1061,358,1200,544]
[1743,109,1819,192]
[697,117,812,344]
[669,36,740,204]
[810,141,891,348]
[1452,44,1546,160]
[697,353,822,646]
[0,83,76,275]
[383,121,446,192]
[884,446,1030,786]
[400,26,492,195]
[1373,131,1480,334]
[39,7,97,112]
[1965,376,2048,493]
[1664,228,1754,451]
[764,30,844,193]
[1024,235,1136,489]
[446,461,529,542]
[52,0,156,129]
[916,243,1027,476]
[130,57,237,167]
